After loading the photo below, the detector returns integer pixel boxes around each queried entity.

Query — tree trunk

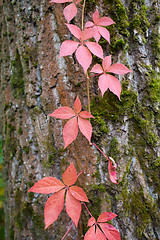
[0,0,159,239]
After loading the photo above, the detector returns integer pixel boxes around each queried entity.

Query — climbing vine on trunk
[28,0,132,239]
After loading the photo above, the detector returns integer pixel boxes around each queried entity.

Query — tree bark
[0,0,159,239]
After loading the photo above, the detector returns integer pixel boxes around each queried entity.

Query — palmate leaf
[50,96,94,148]
[85,10,115,43]
[91,55,132,99]
[85,213,121,240]
[59,23,103,73]
[28,163,88,229]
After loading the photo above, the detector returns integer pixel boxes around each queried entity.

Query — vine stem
[86,73,90,113]
[82,202,93,217]
[61,222,74,240]
[82,0,86,31]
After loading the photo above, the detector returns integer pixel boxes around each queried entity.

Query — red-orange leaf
[96,227,106,240]
[44,189,65,229]
[97,212,117,223]
[49,107,75,119]
[69,186,89,202]
[108,159,118,184]
[63,117,78,148]
[66,190,81,227]
[74,96,82,114]
[99,223,121,240]
[78,116,92,143]
[28,177,65,194]
[62,162,77,186]
[88,217,96,227]
[84,225,96,240]
[79,111,95,119]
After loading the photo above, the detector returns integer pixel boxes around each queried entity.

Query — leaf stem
[61,222,74,240]
[77,171,84,178]
[92,142,110,161]
[83,202,93,217]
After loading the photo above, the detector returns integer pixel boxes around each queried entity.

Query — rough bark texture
[0,0,160,239]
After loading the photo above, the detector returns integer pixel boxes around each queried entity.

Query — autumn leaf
[49,0,81,23]
[85,10,115,43]
[59,24,103,73]
[84,212,121,240]
[92,143,119,184]
[91,55,132,99]
[28,162,89,228]
[108,158,118,185]
[49,96,94,148]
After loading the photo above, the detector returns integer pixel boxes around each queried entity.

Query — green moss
[9,227,14,239]
[110,38,125,54]
[10,49,25,98]
[23,146,30,154]
[129,0,150,34]
[18,127,23,135]
[103,0,130,38]
[108,137,120,161]
[88,184,106,219]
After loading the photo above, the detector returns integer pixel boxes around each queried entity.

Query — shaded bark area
[0,0,159,240]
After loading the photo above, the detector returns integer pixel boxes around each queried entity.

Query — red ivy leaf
[28,177,65,194]
[107,63,132,75]
[78,116,92,143]
[66,190,81,227]
[69,186,89,202]
[49,106,75,119]
[75,45,92,74]
[79,111,94,119]
[84,225,96,240]
[88,217,96,227]
[108,159,118,184]
[63,117,78,149]
[97,212,117,223]
[50,97,94,147]
[63,3,77,23]
[62,162,77,186]
[98,74,121,99]
[96,227,106,240]
[85,212,121,240]
[74,96,82,114]
[99,223,121,240]
[28,163,89,230]
[44,189,65,229]
[59,40,79,57]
